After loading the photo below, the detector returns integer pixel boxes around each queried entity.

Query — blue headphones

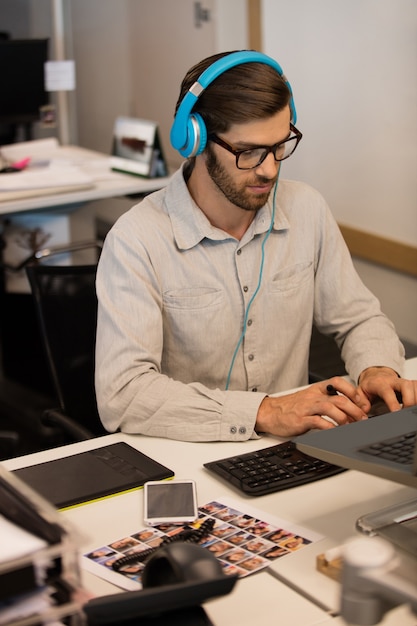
[170,50,296,159]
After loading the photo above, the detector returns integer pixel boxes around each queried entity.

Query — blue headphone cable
[225,177,279,390]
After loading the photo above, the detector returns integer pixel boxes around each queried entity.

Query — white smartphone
[143,479,198,526]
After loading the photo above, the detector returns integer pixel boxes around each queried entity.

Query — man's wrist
[358,366,400,385]
[255,395,270,434]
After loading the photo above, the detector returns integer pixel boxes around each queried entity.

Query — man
[95,50,417,441]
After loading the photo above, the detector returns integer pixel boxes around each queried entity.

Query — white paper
[0,515,47,562]
[0,166,93,191]
[1,138,60,162]
[82,496,322,591]
[45,60,76,91]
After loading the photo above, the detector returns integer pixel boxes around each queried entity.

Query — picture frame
[110,116,168,178]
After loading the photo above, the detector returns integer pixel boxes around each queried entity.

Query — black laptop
[295,404,417,488]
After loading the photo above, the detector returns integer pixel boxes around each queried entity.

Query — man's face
[205,107,291,212]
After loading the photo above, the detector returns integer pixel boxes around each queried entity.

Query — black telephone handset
[111,517,215,572]
[84,541,238,625]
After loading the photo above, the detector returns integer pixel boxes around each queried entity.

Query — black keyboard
[203,441,345,496]
[359,431,415,464]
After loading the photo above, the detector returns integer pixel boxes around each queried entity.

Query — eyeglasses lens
[237,135,299,170]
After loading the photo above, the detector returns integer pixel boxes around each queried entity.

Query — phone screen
[144,480,197,525]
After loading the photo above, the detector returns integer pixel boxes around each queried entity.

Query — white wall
[352,258,417,348]
[262,0,417,345]
[215,0,248,51]
[69,0,132,153]
[70,0,248,164]
[262,0,417,246]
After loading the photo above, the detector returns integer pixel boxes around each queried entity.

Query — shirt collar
[165,165,289,250]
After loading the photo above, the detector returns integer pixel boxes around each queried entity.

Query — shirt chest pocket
[268,262,313,294]
[162,288,227,360]
[163,287,224,310]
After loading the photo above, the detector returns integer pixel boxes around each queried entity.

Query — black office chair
[24,243,107,442]
[308,325,347,383]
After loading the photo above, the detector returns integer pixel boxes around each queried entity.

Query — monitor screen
[0,39,49,124]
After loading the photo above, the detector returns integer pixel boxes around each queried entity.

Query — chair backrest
[25,263,105,436]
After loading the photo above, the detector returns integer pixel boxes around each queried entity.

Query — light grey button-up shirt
[95,166,404,441]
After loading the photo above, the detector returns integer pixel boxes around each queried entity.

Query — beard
[205,145,277,212]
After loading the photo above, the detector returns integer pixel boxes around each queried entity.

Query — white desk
[0,143,170,216]
[2,433,338,626]
[0,142,169,293]
[2,357,417,626]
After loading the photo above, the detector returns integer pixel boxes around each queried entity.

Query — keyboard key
[203,441,345,496]
[359,431,415,465]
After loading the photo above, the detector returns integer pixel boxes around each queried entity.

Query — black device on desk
[12,442,174,509]
[203,440,345,496]
[85,542,238,626]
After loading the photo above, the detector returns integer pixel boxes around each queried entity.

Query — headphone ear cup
[192,112,207,156]
[171,51,296,158]
[180,112,207,158]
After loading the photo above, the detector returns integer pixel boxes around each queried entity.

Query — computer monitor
[0,38,49,125]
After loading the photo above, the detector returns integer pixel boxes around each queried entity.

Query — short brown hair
[174,51,292,136]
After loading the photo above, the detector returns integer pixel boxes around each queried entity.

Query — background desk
[0,143,170,286]
[0,143,170,216]
[2,357,416,626]
[0,144,170,422]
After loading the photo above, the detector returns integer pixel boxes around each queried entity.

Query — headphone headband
[170,51,296,158]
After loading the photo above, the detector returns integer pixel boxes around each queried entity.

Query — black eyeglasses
[208,124,302,170]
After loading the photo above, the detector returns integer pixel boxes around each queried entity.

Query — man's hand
[357,366,417,413]
[255,377,367,438]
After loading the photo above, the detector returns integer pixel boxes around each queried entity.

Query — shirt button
[239,426,247,435]
[252,387,258,392]
[237,249,242,255]
[247,319,252,326]
[243,286,248,292]
[230,426,237,434]
[248,354,254,361]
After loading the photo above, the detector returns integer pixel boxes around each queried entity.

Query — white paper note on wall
[45,60,76,91]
